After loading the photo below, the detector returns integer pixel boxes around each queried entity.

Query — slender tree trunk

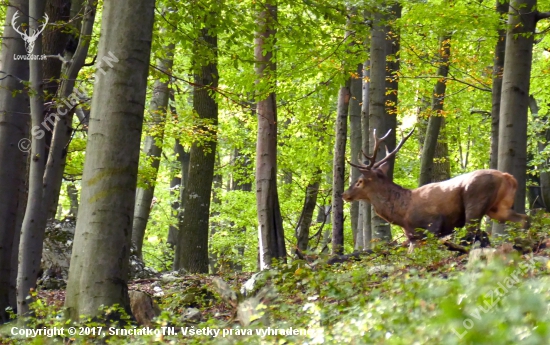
[490,0,508,170]
[0,0,30,324]
[255,1,287,269]
[331,82,351,255]
[67,182,78,216]
[209,160,222,273]
[360,60,371,250]
[231,147,252,270]
[349,63,363,248]
[64,0,155,320]
[43,0,97,220]
[132,42,174,259]
[167,139,189,247]
[17,0,48,317]
[296,177,320,252]
[494,0,541,236]
[10,160,28,311]
[174,21,218,273]
[419,36,451,186]
[529,97,550,211]
[432,120,451,182]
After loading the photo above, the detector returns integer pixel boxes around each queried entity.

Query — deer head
[12,11,49,54]
[342,127,415,202]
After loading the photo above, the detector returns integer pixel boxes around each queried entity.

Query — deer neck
[368,181,411,226]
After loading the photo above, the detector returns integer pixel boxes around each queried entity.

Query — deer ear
[377,162,390,175]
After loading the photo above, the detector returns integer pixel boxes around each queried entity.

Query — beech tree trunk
[360,60,371,250]
[349,63,363,248]
[42,0,71,159]
[17,0,48,317]
[67,182,79,216]
[369,8,399,243]
[419,36,451,186]
[43,0,97,220]
[231,147,252,270]
[0,0,30,323]
[495,0,542,236]
[490,0,508,170]
[132,42,174,259]
[528,97,550,211]
[331,82,351,255]
[296,177,320,252]
[174,22,218,273]
[167,139,189,247]
[255,1,287,269]
[64,0,155,319]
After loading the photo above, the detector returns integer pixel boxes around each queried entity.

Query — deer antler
[372,127,415,169]
[365,128,392,169]
[347,127,415,171]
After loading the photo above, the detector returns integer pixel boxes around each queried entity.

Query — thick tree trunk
[43,0,96,220]
[369,8,400,243]
[174,23,218,273]
[42,0,71,159]
[360,60,371,250]
[64,0,155,320]
[490,0,508,170]
[331,82,351,255]
[0,0,30,324]
[494,0,539,236]
[419,36,451,186]
[349,63,363,247]
[132,43,174,259]
[255,2,287,269]
[17,0,48,317]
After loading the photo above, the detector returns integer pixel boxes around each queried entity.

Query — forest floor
[3,224,550,344]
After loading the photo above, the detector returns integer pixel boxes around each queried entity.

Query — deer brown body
[342,128,529,252]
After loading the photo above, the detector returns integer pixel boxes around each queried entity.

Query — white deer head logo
[11,11,49,54]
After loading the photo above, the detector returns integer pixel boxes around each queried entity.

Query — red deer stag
[342,128,529,253]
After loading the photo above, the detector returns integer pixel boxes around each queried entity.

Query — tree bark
[42,0,96,220]
[255,1,287,269]
[64,0,155,320]
[490,0,508,170]
[167,139,189,247]
[331,82,351,255]
[419,36,451,186]
[174,21,218,273]
[42,0,71,159]
[0,0,30,324]
[349,63,363,248]
[360,60,371,250]
[494,0,539,236]
[369,7,400,243]
[231,147,252,270]
[67,182,79,216]
[17,0,48,317]
[296,177,320,252]
[42,0,71,100]
[132,42,174,259]
[528,98,550,211]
